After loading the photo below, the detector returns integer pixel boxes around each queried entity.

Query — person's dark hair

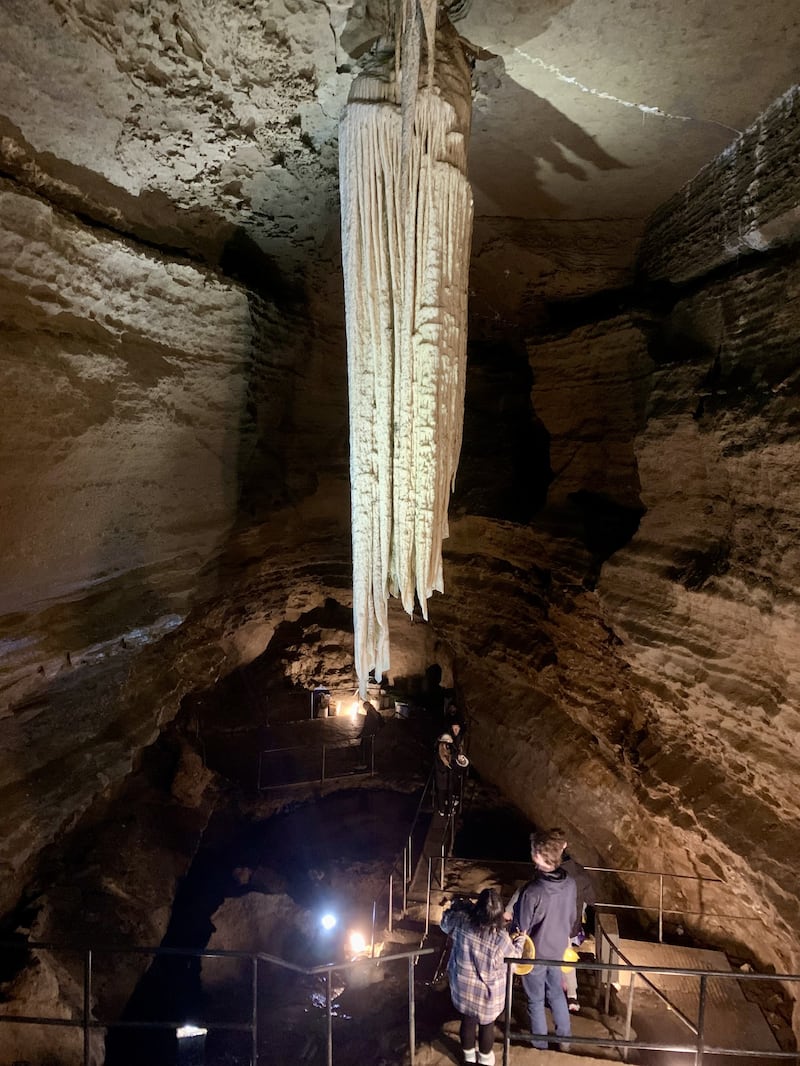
[472,887,506,931]
[530,829,567,868]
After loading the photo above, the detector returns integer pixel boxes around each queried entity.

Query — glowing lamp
[177,1025,207,1038]
[320,912,337,931]
[349,930,367,955]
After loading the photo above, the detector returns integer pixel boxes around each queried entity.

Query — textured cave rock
[639,85,800,283]
[0,0,800,1057]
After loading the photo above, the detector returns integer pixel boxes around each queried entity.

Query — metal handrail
[595,911,699,1042]
[479,859,750,944]
[257,733,374,790]
[384,767,435,932]
[0,939,434,1066]
[500,949,800,1066]
[585,865,722,881]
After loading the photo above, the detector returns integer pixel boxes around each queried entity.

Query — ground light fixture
[176,1024,207,1066]
[177,1025,208,1038]
[320,912,337,931]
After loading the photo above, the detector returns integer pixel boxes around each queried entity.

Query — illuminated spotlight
[177,1024,207,1038]
[348,930,367,956]
[320,912,337,931]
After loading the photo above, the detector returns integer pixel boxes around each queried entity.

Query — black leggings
[460,1015,494,1054]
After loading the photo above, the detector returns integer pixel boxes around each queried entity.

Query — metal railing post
[425,857,432,937]
[408,835,412,883]
[658,874,664,943]
[321,744,326,784]
[403,849,408,915]
[503,961,513,1066]
[604,949,612,1016]
[622,969,636,1061]
[408,954,416,1066]
[326,968,333,1066]
[696,973,707,1066]
[370,733,375,776]
[388,874,394,934]
[371,900,377,957]
[83,947,91,1066]
[251,955,259,1066]
[440,842,445,889]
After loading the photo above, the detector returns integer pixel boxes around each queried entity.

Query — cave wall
[0,0,364,932]
[445,85,800,1009]
[0,183,253,701]
[600,84,800,972]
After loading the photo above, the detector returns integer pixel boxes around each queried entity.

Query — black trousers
[460,1014,494,1053]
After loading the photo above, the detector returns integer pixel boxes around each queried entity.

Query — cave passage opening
[102,786,422,1065]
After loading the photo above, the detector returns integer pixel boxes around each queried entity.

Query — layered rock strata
[450,82,800,1029]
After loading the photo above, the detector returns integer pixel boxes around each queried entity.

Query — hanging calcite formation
[339,1,473,695]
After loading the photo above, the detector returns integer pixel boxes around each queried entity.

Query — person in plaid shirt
[441,888,514,1065]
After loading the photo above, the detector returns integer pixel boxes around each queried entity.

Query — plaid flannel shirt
[441,907,514,1024]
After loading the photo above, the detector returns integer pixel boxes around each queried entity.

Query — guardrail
[257,733,374,790]
[460,858,753,946]
[381,761,470,938]
[586,864,728,944]
[383,768,435,933]
[499,948,798,1066]
[0,939,434,1066]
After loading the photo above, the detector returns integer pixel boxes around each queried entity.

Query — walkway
[612,938,780,1063]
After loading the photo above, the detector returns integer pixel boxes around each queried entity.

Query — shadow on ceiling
[470,57,630,216]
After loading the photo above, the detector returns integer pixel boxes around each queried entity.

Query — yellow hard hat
[512,934,535,976]
[561,946,580,973]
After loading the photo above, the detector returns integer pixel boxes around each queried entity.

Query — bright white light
[321,912,337,931]
[177,1024,207,1038]
[349,930,367,954]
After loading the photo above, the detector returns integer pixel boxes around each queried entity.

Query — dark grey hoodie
[513,866,577,961]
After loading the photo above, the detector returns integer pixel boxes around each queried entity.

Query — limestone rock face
[596,264,800,980]
[640,86,800,282]
[204,891,310,989]
[0,0,345,269]
[0,186,252,684]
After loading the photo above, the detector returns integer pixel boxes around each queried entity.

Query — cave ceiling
[1,0,798,270]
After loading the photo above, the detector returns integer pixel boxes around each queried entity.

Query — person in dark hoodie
[548,827,596,1012]
[512,830,577,1050]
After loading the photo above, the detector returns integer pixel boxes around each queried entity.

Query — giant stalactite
[339,2,473,694]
